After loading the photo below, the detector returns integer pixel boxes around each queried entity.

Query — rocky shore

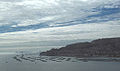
[12,54,120,63]
[40,37,120,57]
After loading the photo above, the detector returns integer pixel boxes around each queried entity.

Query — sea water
[0,54,120,71]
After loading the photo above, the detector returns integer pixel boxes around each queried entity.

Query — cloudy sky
[0,0,120,53]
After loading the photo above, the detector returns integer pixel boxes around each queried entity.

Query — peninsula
[40,37,120,57]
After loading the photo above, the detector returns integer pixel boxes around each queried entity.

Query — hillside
[40,37,120,57]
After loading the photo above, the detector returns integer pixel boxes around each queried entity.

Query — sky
[0,0,120,53]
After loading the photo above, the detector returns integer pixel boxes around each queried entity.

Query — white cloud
[11,16,60,27]
[0,20,120,48]
[1,0,119,26]
[0,0,120,51]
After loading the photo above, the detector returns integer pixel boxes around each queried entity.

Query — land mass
[40,37,120,57]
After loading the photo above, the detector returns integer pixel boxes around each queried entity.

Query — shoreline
[12,54,120,63]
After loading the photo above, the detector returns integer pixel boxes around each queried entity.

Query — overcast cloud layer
[0,0,120,52]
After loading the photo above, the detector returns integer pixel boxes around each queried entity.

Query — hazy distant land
[40,37,120,58]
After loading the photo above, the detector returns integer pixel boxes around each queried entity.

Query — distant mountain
[40,37,120,57]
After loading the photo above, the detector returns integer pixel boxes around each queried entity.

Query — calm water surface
[0,54,120,71]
